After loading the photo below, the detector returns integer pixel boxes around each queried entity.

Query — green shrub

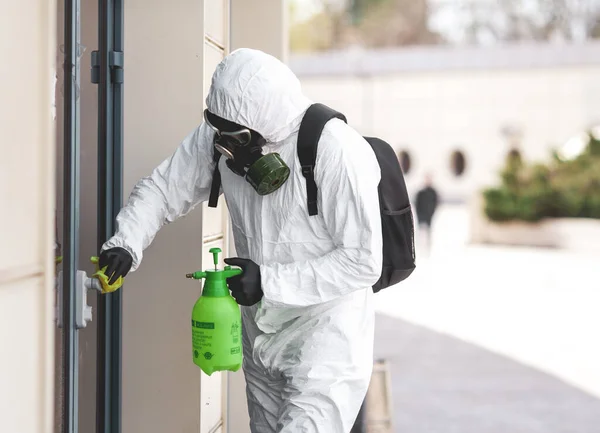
[483,131,600,222]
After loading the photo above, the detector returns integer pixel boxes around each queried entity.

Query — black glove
[98,247,133,285]
[224,258,263,306]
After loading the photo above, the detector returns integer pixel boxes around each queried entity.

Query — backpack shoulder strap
[208,148,222,208]
[297,103,347,216]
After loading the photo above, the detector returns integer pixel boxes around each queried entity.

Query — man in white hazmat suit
[99,48,383,433]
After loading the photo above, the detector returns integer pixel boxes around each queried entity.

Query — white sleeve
[259,120,383,307]
[101,123,216,271]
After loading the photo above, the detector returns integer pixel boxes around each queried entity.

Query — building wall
[53,1,230,431]
[0,1,57,433]
[297,63,600,202]
[227,1,288,431]
[121,1,221,432]
[51,1,285,433]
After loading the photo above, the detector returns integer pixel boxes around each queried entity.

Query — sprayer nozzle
[185,273,194,279]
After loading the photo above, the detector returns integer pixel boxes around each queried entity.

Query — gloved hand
[98,247,133,285]
[224,258,263,306]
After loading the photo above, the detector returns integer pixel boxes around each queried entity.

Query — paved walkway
[373,205,600,432]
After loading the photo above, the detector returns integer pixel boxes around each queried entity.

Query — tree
[289,0,444,52]
[437,0,600,44]
[289,0,352,51]
[289,0,600,52]
[357,0,444,47]
[483,131,600,222]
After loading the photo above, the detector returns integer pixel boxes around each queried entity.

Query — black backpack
[297,103,416,292]
[208,103,416,292]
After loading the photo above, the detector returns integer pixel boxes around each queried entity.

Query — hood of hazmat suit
[102,48,383,433]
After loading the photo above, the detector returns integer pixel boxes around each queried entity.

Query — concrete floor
[373,205,600,432]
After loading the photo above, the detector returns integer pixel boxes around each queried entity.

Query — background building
[290,42,600,202]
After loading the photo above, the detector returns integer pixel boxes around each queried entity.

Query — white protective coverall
[102,48,383,433]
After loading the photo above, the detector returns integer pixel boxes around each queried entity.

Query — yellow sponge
[90,256,124,294]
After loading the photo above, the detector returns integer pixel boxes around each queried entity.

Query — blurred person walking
[415,173,438,255]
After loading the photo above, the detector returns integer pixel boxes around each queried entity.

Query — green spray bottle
[186,247,243,375]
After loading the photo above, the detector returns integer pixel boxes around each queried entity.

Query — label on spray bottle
[191,317,242,369]
[230,322,241,354]
[192,320,215,360]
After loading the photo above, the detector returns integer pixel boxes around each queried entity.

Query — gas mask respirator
[204,110,290,196]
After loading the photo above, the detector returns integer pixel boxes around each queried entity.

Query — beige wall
[0,1,57,433]
[51,1,286,433]
[298,65,600,201]
[54,1,230,432]
[225,1,289,431]
[231,0,288,63]
[121,1,207,431]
